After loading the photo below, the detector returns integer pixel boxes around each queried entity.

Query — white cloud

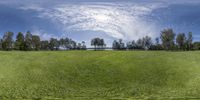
[31,30,59,40]
[19,5,44,11]
[1,0,200,5]
[38,2,166,41]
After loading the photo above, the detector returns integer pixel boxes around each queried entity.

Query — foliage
[193,42,200,50]
[142,36,152,50]
[15,32,25,50]
[91,37,106,50]
[32,35,41,51]
[112,39,125,50]
[186,32,193,50]
[160,28,176,50]
[2,31,14,51]
[24,31,33,51]
[49,38,59,50]
[176,33,186,50]
[41,40,49,50]
[126,40,136,50]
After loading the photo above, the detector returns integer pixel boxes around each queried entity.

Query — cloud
[31,29,60,40]
[37,2,166,41]
[1,0,200,5]
[19,5,44,11]
[0,0,199,44]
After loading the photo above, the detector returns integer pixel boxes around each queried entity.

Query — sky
[0,0,200,46]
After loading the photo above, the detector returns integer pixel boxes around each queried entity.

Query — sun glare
[93,14,111,23]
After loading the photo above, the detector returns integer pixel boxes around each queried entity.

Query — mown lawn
[0,51,200,99]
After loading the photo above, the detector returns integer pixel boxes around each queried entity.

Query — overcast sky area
[0,0,200,46]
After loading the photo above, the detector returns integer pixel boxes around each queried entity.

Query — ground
[0,51,200,99]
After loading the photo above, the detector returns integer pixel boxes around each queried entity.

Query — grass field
[0,51,200,99]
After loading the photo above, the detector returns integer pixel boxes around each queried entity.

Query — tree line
[0,28,200,51]
[0,31,86,51]
[92,28,200,51]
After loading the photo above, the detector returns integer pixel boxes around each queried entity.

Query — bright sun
[93,14,111,23]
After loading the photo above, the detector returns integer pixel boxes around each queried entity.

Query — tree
[142,36,152,50]
[176,33,186,50]
[0,39,2,50]
[91,37,104,50]
[76,41,87,50]
[193,42,200,50]
[91,38,98,50]
[187,32,193,50]
[136,38,143,49]
[112,39,125,50]
[112,40,119,50]
[126,40,136,50]
[153,37,163,50]
[41,40,49,50]
[160,28,176,50]
[24,31,33,51]
[64,38,70,50]
[49,38,59,50]
[77,43,82,50]
[70,40,77,50]
[32,35,41,50]
[15,32,25,50]
[2,31,14,51]
[119,39,125,50]
[100,39,105,49]
[134,36,152,50]
[61,38,77,50]
[155,37,159,45]
[59,38,66,50]
[81,41,87,50]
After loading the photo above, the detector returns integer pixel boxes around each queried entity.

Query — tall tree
[136,38,143,49]
[81,41,87,50]
[32,35,41,50]
[24,31,33,51]
[15,32,25,50]
[142,36,152,50]
[187,32,193,50]
[100,39,106,50]
[160,28,176,50]
[0,39,3,50]
[119,39,125,50]
[2,31,14,51]
[176,33,186,50]
[153,37,163,50]
[112,40,119,50]
[91,38,100,50]
[59,38,66,50]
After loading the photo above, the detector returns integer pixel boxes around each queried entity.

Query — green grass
[0,51,200,99]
